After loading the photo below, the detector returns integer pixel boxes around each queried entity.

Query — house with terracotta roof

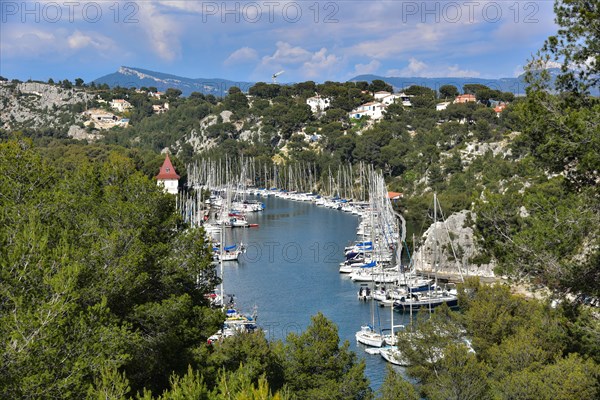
[493,102,508,116]
[454,94,477,104]
[387,191,403,201]
[156,154,180,195]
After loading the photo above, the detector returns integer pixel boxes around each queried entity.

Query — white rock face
[0,81,92,134]
[220,110,233,123]
[67,125,101,141]
[414,210,495,278]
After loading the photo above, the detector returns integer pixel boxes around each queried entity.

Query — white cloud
[262,42,313,66]
[446,64,481,78]
[402,58,428,75]
[224,47,259,66]
[67,30,114,51]
[346,23,455,59]
[156,1,204,13]
[352,60,381,76]
[1,26,117,58]
[136,2,181,61]
[302,48,341,79]
[388,58,480,78]
[255,42,341,80]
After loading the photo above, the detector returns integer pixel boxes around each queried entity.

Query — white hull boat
[355,325,384,347]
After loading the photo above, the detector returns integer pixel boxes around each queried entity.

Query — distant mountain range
[348,74,530,94]
[93,66,254,97]
[93,66,562,97]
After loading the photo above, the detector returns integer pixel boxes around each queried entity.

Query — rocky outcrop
[414,210,496,278]
[0,81,95,139]
[67,125,101,141]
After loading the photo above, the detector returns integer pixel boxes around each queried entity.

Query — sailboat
[393,193,459,313]
[355,173,388,348]
[380,212,409,365]
[207,221,257,344]
[213,244,244,261]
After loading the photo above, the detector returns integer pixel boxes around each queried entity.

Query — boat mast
[220,211,224,309]
[431,192,438,314]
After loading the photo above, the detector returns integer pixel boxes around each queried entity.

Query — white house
[396,92,413,107]
[375,91,413,107]
[436,101,451,111]
[306,95,331,113]
[110,99,132,112]
[148,91,163,99]
[156,154,180,195]
[152,103,170,114]
[379,94,398,105]
[349,101,387,120]
[373,91,392,100]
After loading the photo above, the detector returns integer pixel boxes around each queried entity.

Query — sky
[0,1,557,84]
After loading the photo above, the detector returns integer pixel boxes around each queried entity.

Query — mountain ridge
[93,66,543,97]
[348,74,529,94]
[93,66,255,97]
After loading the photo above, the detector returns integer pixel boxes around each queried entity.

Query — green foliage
[377,367,419,400]
[368,79,393,93]
[0,138,221,398]
[438,84,459,99]
[87,366,132,400]
[518,89,600,188]
[400,282,599,400]
[422,344,490,400]
[492,353,600,400]
[475,178,599,295]
[283,313,372,399]
[542,0,600,93]
[202,331,284,391]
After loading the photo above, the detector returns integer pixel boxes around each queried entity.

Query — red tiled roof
[387,191,403,199]
[156,154,180,180]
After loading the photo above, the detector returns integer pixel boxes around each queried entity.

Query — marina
[209,193,414,390]
[191,162,466,389]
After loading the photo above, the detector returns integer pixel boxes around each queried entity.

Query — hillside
[0,81,97,140]
[1,75,598,298]
[92,66,540,98]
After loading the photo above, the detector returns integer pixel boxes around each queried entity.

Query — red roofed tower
[156,154,180,194]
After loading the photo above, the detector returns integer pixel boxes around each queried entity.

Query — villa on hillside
[373,91,413,107]
[306,95,331,113]
[110,99,132,112]
[82,109,129,129]
[152,103,170,114]
[349,101,387,120]
[493,102,508,116]
[373,91,393,100]
[454,94,477,104]
[387,191,403,202]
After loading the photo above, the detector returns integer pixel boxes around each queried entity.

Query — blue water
[219,195,409,391]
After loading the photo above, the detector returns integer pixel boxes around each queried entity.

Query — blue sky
[0,1,557,83]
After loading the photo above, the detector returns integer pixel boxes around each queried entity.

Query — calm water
[219,195,408,391]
